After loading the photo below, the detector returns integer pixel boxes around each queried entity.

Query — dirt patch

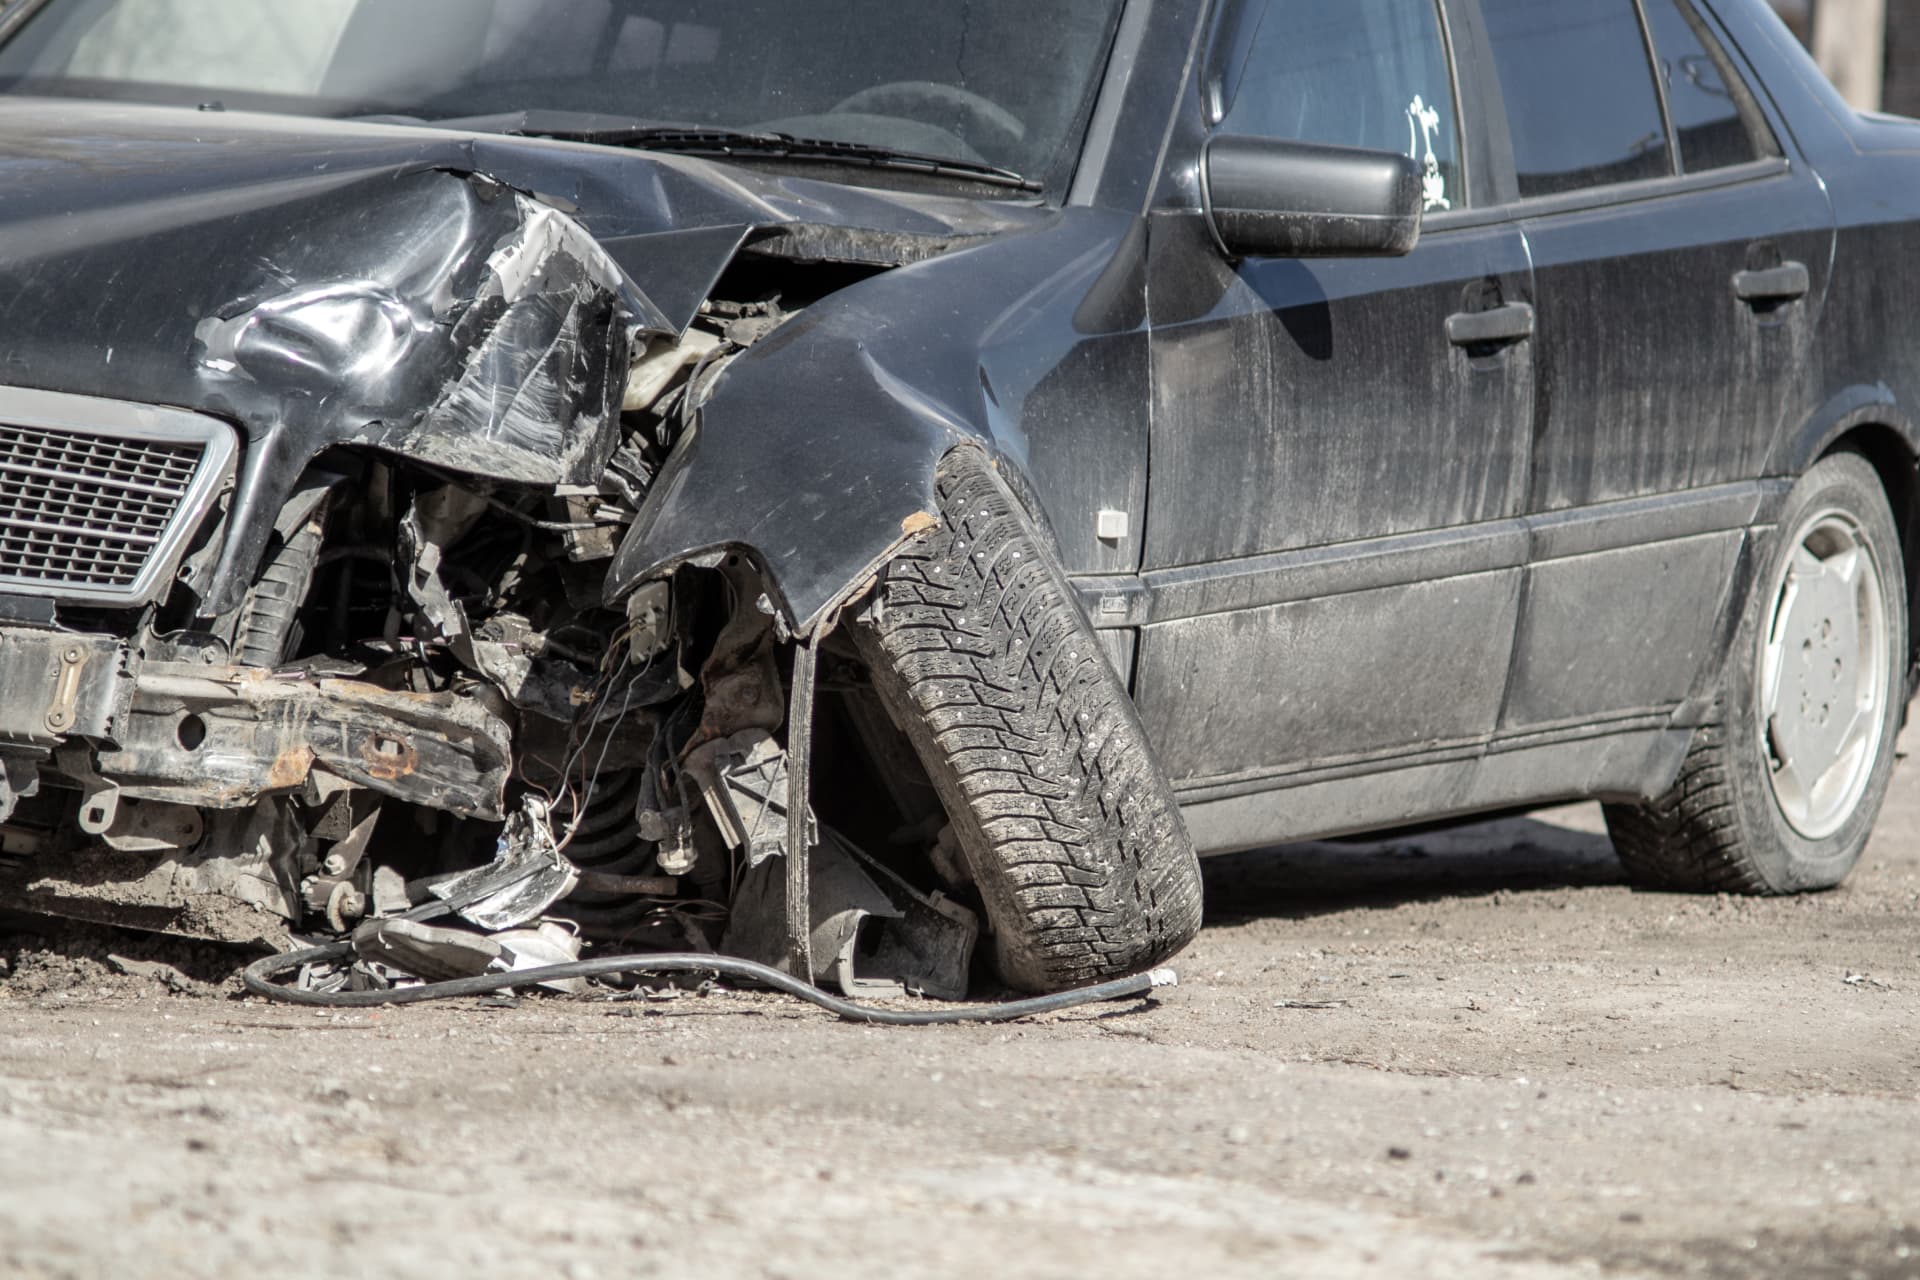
[0,913,247,1002]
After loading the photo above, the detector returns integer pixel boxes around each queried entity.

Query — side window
[1640,0,1778,172]
[1222,0,1461,213]
[1480,0,1672,198]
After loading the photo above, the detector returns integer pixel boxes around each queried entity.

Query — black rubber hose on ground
[242,945,1179,1025]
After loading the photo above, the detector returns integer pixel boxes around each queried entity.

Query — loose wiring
[243,943,1178,1026]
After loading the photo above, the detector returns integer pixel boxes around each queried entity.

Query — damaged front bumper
[0,624,521,947]
[0,618,979,1001]
[0,628,513,828]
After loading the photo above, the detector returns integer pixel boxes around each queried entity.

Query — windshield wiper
[508,123,1042,193]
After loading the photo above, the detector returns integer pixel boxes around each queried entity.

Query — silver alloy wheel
[1758,509,1891,839]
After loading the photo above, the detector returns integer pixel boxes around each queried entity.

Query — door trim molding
[1074,478,1784,629]
[1170,705,1677,803]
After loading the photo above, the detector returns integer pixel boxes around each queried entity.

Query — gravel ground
[4,742,1920,1279]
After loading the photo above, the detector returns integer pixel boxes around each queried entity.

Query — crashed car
[0,0,1913,1002]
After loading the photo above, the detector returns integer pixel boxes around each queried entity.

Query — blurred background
[1773,0,1920,115]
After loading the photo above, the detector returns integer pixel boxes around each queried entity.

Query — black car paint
[0,0,1915,854]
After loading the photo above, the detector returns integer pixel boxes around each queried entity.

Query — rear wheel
[851,451,1204,993]
[1605,453,1908,893]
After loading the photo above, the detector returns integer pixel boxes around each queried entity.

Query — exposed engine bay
[0,204,984,1005]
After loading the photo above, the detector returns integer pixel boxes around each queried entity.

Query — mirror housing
[1202,136,1424,260]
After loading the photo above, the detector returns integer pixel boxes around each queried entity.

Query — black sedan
[0,0,1907,1002]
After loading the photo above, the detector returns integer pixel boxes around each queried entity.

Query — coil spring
[553,770,671,938]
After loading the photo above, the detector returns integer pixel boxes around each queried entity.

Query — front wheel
[851,450,1204,993]
[1605,452,1908,893]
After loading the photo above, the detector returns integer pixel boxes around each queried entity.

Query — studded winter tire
[851,450,1205,993]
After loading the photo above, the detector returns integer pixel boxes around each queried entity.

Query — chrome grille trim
[0,388,238,607]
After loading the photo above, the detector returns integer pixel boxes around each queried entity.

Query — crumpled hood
[0,97,1037,378]
[0,99,1043,612]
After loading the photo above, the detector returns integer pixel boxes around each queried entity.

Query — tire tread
[1603,726,1773,895]
[854,453,1203,991]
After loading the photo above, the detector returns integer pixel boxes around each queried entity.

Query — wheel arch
[1816,421,1920,694]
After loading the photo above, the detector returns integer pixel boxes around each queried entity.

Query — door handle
[1733,262,1809,305]
[1446,302,1535,348]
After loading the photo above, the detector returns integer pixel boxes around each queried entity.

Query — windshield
[0,0,1123,184]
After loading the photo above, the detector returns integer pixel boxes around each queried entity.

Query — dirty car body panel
[0,0,1912,991]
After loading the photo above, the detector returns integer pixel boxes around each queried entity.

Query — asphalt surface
[3,739,1919,1279]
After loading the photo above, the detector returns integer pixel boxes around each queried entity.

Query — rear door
[1133,0,1537,794]
[1470,0,1835,734]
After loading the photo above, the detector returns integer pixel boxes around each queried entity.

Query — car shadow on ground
[1199,814,1626,925]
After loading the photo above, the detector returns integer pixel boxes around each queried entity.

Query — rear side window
[1221,0,1461,212]
[1640,0,1775,172]
[1480,0,1672,198]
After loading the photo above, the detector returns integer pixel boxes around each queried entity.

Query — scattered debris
[1844,971,1893,991]
[354,918,505,983]
[1273,998,1352,1010]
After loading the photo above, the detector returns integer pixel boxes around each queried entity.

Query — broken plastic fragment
[492,920,588,994]
[353,917,505,983]
[723,827,978,1001]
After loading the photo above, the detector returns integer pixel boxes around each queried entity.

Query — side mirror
[1202,135,1424,260]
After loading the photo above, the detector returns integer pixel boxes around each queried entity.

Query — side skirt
[1176,721,1693,855]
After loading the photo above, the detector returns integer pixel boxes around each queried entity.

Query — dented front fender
[604,209,1147,633]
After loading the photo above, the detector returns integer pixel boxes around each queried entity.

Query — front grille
[0,392,236,607]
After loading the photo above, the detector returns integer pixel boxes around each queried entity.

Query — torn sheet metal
[190,182,647,613]
[398,194,639,485]
[351,915,586,994]
[428,798,579,931]
[353,917,504,982]
[491,920,588,994]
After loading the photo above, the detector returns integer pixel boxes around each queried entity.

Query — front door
[1132,0,1537,800]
